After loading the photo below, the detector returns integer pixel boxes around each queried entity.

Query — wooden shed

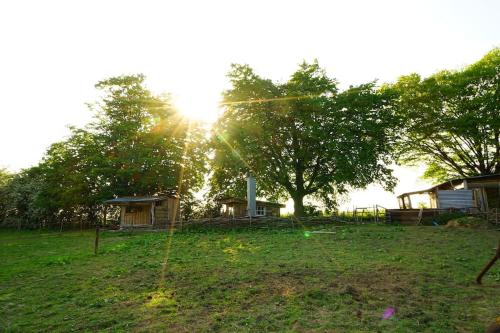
[104,196,179,228]
[397,174,500,211]
[387,174,500,225]
[220,197,285,218]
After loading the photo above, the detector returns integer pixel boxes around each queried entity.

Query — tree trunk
[293,193,305,217]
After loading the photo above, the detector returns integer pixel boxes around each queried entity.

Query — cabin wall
[484,187,500,209]
[386,209,448,225]
[168,197,181,223]
[266,206,281,217]
[151,198,180,228]
[228,203,247,217]
[222,203,282,217]
[467,180,500,210]
[221,203,240,217]
[120,204,151,226]
[154,201,169,228]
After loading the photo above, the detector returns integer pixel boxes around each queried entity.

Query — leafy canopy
[390,48,500,181]
[2,74,207,227]
[211,61,396,216]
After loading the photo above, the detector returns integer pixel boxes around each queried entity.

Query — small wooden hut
[220,197,285,218]
[104,195,179,228]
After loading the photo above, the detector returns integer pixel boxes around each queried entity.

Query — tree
[211,61,396,216]
[391,48,500,181]
[0,168,13,224]
[36,129,104,226]
[2,167,50,229]
[91,75,207,198]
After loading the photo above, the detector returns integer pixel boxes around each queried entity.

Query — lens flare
[382,307,396,320]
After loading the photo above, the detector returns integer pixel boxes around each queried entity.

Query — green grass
[1,225,499,332]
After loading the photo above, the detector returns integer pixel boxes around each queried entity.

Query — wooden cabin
[387,174,500,225]
[220,197,285,218]
[104,196,179,228]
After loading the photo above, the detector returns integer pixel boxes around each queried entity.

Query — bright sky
[1,0,498,209]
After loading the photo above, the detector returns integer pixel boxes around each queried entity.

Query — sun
[174,94,219,123]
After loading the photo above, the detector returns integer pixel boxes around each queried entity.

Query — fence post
[94,224,100,255]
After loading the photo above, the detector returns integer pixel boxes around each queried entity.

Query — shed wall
[437,190,474,209]
[120,204,151,226]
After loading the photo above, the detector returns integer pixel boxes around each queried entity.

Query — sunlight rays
[214,132,253,172]
[157,120,192,290]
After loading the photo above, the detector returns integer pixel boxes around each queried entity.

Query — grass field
[1,224,499,332]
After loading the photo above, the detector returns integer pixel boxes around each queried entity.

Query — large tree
[90,75,206,198]
[211,61,396,216]
[391,48,500,181]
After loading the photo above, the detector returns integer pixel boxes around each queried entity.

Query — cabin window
[155,200,163,207]
[256,206,266,216]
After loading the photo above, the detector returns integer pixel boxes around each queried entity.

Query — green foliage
[303,203,321,216]
[211,61,397,216]
[0,168,50,228]
[390,48,500,181]
[1,75,207,228]
[0,168,13,222]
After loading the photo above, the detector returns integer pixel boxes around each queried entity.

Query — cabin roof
[397,173,500,198]
[220,197,285,208]
[104,196,174,204]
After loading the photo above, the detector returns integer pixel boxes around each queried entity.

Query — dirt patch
[245,266,423,328]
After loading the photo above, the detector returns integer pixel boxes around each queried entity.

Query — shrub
[421,212,467,226]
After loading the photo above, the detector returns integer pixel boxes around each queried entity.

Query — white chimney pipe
[247,174,257,217]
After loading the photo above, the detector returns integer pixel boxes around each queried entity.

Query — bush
[304,204,321,216]
[421,212,467,226]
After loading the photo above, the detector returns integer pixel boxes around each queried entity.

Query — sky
[0,0,498,209]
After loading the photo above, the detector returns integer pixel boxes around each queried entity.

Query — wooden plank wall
[266,206,281,217]
[168,197,180,222]
[223,203,281,217]
[121,205,151,226]
[386,209,441,225]
[154,201,169,228]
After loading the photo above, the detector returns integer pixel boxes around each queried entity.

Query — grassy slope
[0,225,499,332]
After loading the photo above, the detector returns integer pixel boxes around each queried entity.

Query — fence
[337,205,386,223]
[161,214,384,231]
